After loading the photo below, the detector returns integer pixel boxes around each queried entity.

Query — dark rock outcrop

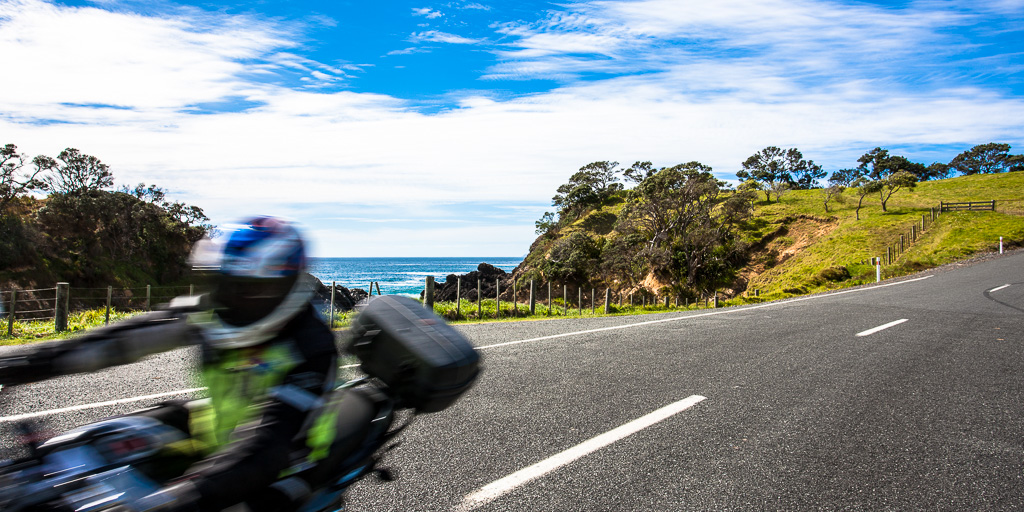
[311,276,368,311]
[427,263,512,302]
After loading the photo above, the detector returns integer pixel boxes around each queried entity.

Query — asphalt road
[2,251,1022,511]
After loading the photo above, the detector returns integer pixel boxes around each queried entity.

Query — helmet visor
[210,274,299,327]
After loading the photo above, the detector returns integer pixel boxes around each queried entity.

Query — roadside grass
[1,298,729,346]
[429,297,720,325]
[0,308,140,346]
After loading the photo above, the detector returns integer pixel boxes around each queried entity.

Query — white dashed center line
[457,395,707,511]
[856,319,909,337]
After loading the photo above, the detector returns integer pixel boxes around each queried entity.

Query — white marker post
[1000,236,1004,254]
[876,257,881,283]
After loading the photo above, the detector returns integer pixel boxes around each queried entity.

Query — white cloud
[409,30,482,44]
[1,0,1022,257]
[412,7,442,19]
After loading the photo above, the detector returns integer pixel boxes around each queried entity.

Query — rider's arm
[0,297,201,385]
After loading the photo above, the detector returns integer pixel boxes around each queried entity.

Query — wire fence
[2,284,196,338]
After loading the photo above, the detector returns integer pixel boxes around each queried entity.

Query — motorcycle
[0,295,481,511]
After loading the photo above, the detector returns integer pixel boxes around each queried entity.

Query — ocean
[307,257,522,296]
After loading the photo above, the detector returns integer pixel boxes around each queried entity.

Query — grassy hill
[730,172,1024,300]
[516,172,1024,304]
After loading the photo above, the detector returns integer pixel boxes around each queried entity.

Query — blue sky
[1,0,1022,257]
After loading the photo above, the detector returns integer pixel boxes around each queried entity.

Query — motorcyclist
[0,216,338,511]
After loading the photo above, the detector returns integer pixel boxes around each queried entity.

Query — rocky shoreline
[312,262,516,311]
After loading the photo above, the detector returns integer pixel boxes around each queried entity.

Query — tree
[856,147,891,180]
[38,148,114,194]
[623,161,656,185]
[854,148,921,210]
[121,183,167,204]
[619,162,730,292]
[822,185,844,213]
[1,144,49,212]
[851,178,883,220]
[721,186,758,228]
[790,155,825,190]
[828,168,862,188]
[923,162,952,180]
[535,211,558,236]
[542,231,601,284]
[1008,154,1024,172]
[948,143,1016,175]
[551,161,623,222]
[768,181,790,203]
[736,146,821,201]
[877,170,917,212]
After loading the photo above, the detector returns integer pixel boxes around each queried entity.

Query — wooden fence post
[7,289,16,336]
[512,279,518,317]
[478,279,482,318]
[529,280,536,314]
[547,282,552,315]
[591,288,595,314]
[578,287,583,316]
[55,282,69,333]
[105,286,113,325]
[329,281,336,329]
[604,288,610,314]
[496,278,500,318]
[146,285,152,311]
[425,276,435,309]
[456,277,461,318]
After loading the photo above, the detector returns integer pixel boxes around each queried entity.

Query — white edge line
[477,275,934,350]
[856,318,909,337]
[456,395,707,512]
[989,284,1011,293]
[0,387,208,423]
[0,363,365,423]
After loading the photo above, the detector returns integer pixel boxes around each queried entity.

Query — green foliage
[35,148,114,194]
[736,147,823,201]
[877,170,918,212]
[1,144,48,212]
[580,210,617,235]
[948,143,1014,175]
[0,213,41,269]
[551,161,623,223]
[35,190,207,285]
[1,142,210,290]
[541,231,602,283]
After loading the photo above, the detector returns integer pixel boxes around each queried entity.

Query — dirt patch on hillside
[730,216,838,296]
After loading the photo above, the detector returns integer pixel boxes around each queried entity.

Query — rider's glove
[133,481,200,512]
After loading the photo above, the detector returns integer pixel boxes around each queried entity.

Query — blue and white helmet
[189,216,315,348]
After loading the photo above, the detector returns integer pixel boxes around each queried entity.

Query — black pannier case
[346,296,481,413]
